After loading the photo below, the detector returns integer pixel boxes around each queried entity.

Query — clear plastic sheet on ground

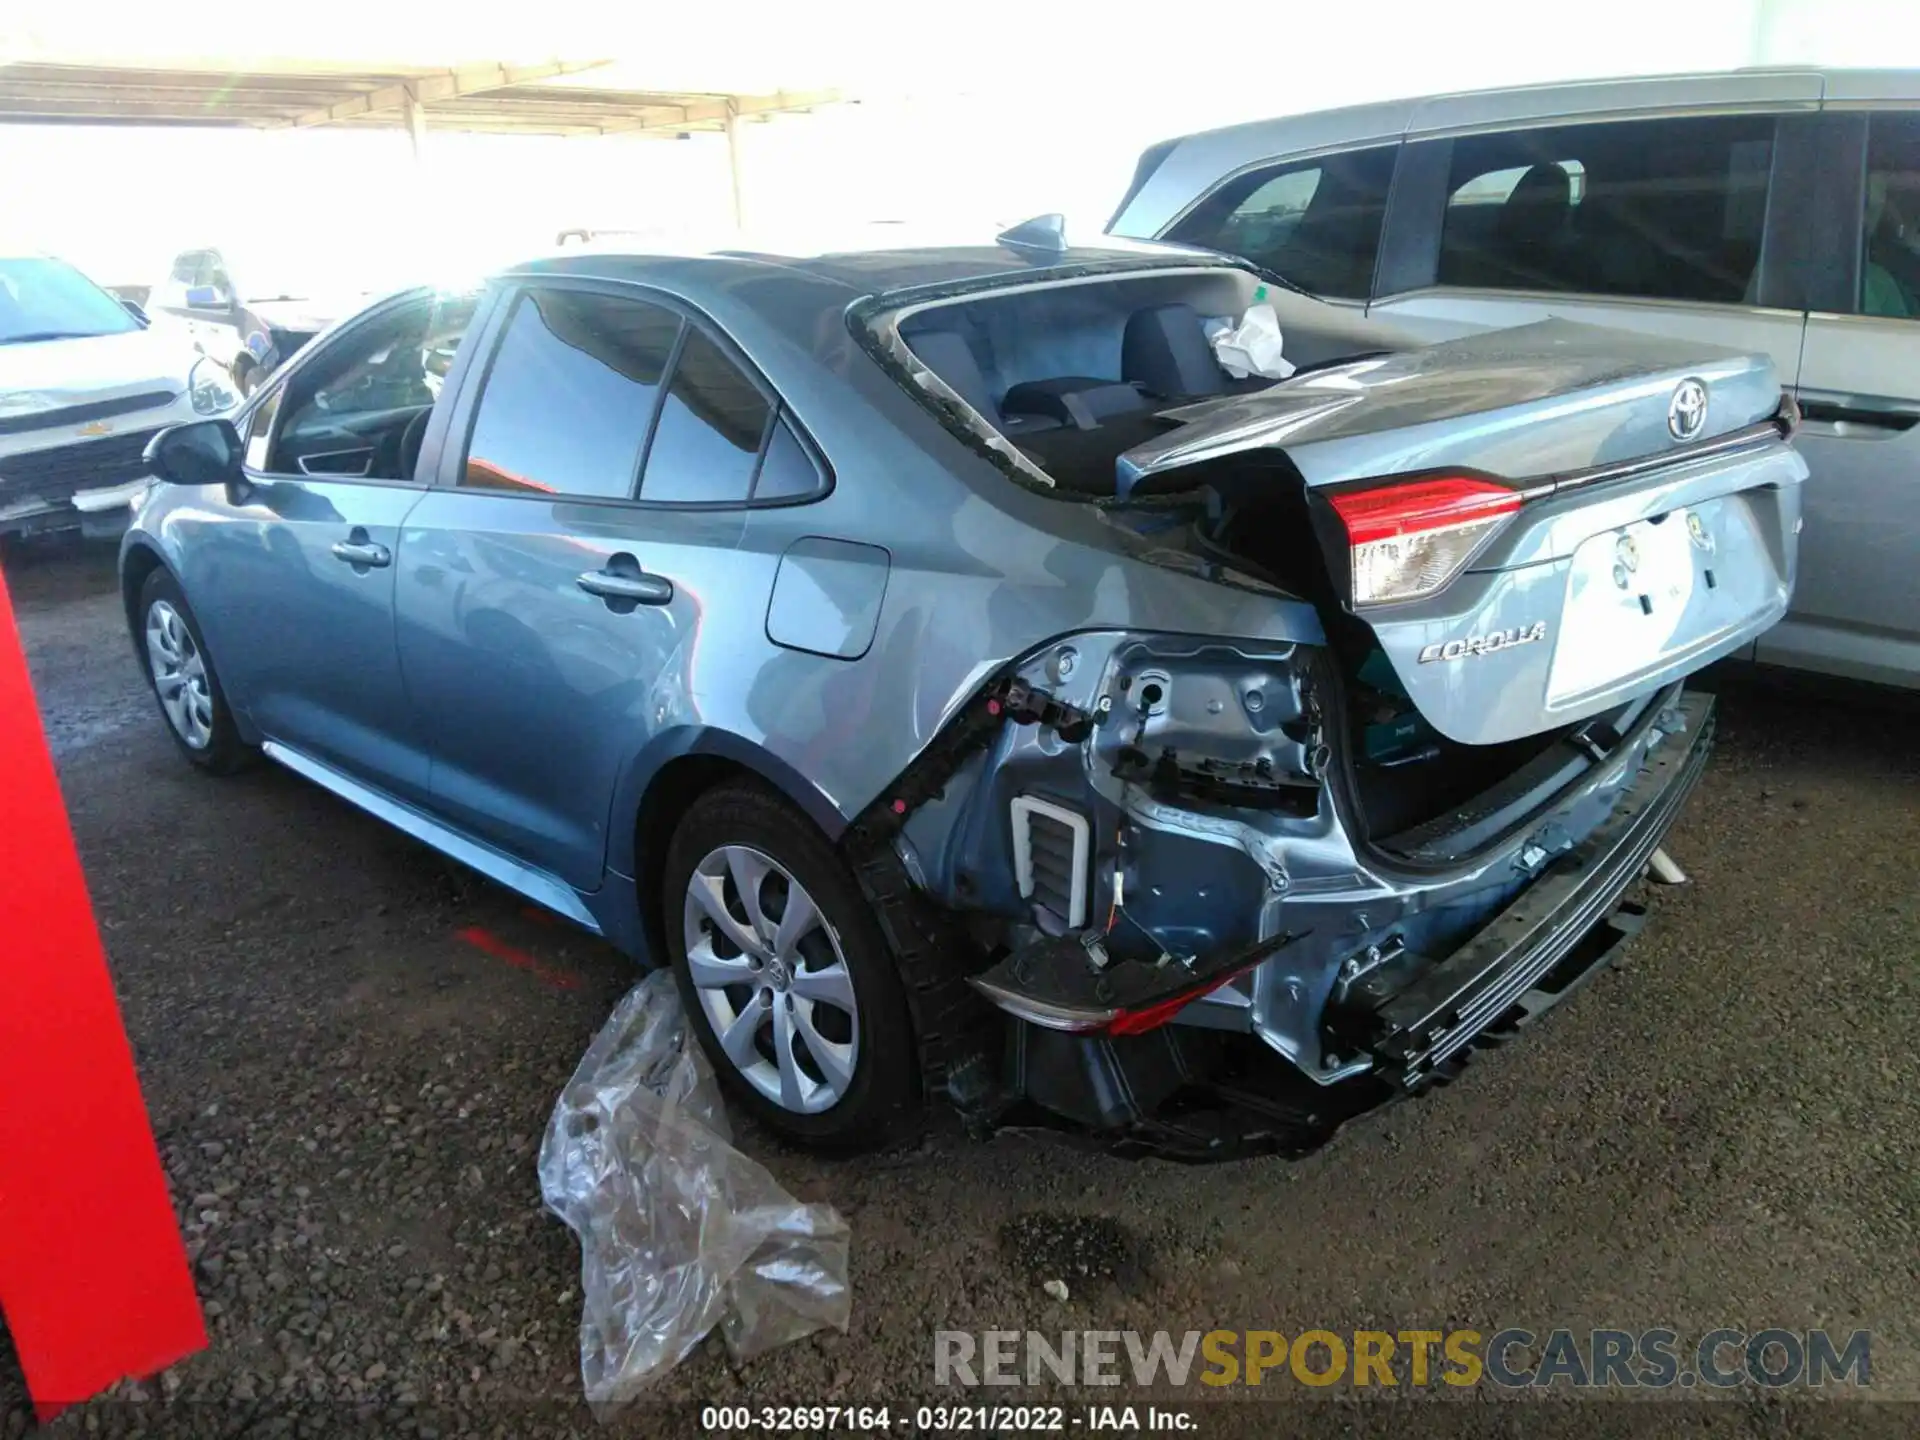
[537,971,850,1414]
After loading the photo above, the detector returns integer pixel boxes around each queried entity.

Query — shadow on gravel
[0,531,123,605]
[1697,660,1920,777]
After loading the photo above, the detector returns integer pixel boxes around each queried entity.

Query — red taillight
[1328,474,1521,606]
[1105,989,1209,1036]
[1105,966,1257,1037]
[971,962,1255,1037]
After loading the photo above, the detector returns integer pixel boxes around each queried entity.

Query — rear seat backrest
[1122,302,1228,399]
[1000,377,1145,430]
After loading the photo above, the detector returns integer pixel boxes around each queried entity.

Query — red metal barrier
[0,567,205,1419]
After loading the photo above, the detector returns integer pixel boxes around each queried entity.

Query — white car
[1,253,236,539]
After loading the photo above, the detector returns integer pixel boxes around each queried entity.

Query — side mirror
[120,298,149,325]
[185,285,231,311]
[144,420,243,488]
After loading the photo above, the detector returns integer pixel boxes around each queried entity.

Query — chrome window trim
[1377,285,1805,322]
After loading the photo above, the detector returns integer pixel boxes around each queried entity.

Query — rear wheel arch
[622,731,849,968]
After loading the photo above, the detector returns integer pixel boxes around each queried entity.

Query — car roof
[1149,66,1920,153]
[506,236,1234,302]
[470,237,1247,394]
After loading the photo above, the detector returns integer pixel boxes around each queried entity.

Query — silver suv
[1111,68,1920,690]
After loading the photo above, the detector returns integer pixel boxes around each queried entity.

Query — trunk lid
[1121,320,1805,746]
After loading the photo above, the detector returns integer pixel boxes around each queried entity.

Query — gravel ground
[2,538,1916,1438]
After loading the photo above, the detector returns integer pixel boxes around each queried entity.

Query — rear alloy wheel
[683,845,860,1115]
[663,782,919,1149]
[138,568,250,773]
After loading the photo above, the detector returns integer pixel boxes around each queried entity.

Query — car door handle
[1795,392,1920,436]
[576,569,673,605]
[331,540,392,568]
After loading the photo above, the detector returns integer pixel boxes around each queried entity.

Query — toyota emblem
[1668,379,1708,441]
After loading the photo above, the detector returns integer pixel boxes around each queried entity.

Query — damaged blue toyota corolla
[122,233,1803,1159]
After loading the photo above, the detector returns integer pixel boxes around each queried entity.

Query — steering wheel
[397,409,433,482]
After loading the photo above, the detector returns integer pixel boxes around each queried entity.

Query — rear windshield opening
[889,268,1383,499]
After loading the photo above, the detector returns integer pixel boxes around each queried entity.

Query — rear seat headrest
[1123,302,1228,399]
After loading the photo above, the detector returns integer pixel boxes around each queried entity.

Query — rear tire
[137,568,250,774]
[663,780,921,1150]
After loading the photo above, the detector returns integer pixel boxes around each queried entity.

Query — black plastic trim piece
[1762,111,1867,316]
[1374,137,1449,300]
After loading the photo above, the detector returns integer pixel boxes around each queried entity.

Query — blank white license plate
[1548,507,1712,702]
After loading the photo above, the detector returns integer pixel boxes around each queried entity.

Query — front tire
[138,568,250,773]
[663,780,921,1150]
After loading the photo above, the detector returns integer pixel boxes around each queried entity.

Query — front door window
[259,291,475,480]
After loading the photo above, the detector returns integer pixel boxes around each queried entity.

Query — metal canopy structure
[0,60,842,138]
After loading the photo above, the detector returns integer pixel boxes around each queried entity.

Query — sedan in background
[125,237,1800,1159]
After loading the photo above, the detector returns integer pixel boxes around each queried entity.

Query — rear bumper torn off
[1348,692,1715,1086]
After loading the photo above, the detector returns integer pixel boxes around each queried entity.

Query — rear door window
[638,328,773,503]
[750,415,825,501]
[1859,112,1920,319]
[1436,114,1776,305]
[1164,144,1398,300]
[461,289,682,498]
[457,285,822,507]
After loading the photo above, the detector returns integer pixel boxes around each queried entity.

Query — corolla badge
[1418,621,1548,664]
[1668,379,1708,441]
